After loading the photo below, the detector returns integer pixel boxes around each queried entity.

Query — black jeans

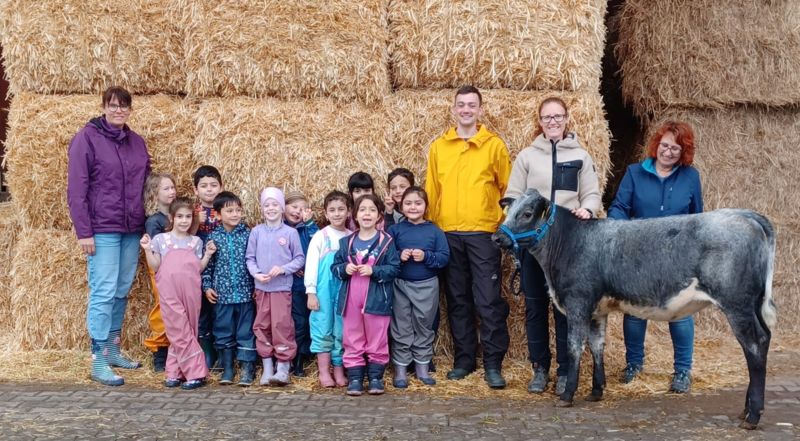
[521,251,569,376]
[442,233,509,371]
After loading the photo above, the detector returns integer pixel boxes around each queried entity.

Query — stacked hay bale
[616,0,800,335]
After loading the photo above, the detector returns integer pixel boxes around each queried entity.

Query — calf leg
[585,316,607,402]
[726,310,770,430]
[556,309,590,407]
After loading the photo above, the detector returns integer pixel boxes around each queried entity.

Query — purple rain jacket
[67,116,151,239]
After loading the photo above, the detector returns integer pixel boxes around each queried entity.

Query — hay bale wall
[3,93,199,230]
[0,0,185,96]
[390,0,607,92]
[0,202,19,339]
[616,0,800,115]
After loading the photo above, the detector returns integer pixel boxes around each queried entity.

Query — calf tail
[745,211,777,330]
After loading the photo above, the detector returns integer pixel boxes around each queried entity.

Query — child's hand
[307,293,320,311]
[254,274,270,284]
[196,206,207,224]
[204,240,217,256]
[384,192,395,214]
[357,265,373,276]
[139,234,151,250]
[294,269,304,277]
[411,249,425,262]
[302,207,314,223]
[400,249,412,262]
[266,266,284,279]
[205,288,218,304]
[345,263,359,275]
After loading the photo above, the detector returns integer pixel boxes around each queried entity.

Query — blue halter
[498,204,556,295]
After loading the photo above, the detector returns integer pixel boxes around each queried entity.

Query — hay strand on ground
[0,0,184,96]
[616,0,800,115]
[3,93,199,230]
[389,0,607,92]
[177,0,390,103]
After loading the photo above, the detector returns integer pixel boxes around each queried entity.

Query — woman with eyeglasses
[608,120,703,393]
[67,86,151,386]
[504,96,602,396]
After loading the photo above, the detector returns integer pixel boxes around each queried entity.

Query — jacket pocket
[555,160,583,192]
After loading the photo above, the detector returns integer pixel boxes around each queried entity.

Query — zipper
[550,140,558,203]
[113,142,128,231]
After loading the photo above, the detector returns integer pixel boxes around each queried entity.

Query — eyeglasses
[540,114,566,123]
[658,142,682,154]
[106,104,131,112]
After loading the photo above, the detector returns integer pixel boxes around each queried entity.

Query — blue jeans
[623,314,694,372]
[86,233,141,341]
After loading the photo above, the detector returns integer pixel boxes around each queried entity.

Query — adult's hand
[78,237,96,256]
[571,208,592,220]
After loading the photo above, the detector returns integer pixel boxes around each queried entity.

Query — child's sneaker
[180,379,206,390]
[164,378,182,388]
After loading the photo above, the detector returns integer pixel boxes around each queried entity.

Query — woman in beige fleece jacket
[504,96,601,396]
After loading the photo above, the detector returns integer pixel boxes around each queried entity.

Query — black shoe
[484,369,506,389]
[527,367,549,393]
[446,367,474,380]
[180,378,206,390]
[238,361,255,387]
[346,366,365,396]
[292,354,306,377]
[152,347,168,373]
[367,363,386,395]
[219,349,235,385]
[164,378,181,388]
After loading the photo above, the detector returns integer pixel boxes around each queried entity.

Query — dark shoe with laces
[446,367,474,380]
[484,369,506,389]
[621,364,643,384]
[527,367,549,393]
[669,370,692,393]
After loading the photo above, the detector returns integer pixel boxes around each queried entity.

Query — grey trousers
[390,277,439,366]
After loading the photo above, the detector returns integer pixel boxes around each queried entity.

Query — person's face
[656,131,682,170]
[156,178,176,208]
[356,199,379,230]
[351,187,373,200]
[172,207,194,234]
[325,199,350,229]
[219,203,243,229]
[194,177,222,206]
[401,192,426,223]
[452,93,483,127]
[389,176,411,205]
[284,199,308,224]
[103,95,131,128]
[539,101,568,141]
[262,199,283,223]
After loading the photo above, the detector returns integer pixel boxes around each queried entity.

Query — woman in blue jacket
[608,120,703,393]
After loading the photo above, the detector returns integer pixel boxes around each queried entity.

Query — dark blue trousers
[213,302,257,362]
[291,290,312,356]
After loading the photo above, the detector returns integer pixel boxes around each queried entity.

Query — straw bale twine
[616,0,800,115]
[3,93,199,230]
[9,228,152,350]
[389,0,607,92]
[0,0,184,96]
[177,0,390,104]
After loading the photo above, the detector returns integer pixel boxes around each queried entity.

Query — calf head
[492,189,552,252]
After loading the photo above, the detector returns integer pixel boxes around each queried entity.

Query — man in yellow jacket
[425,86,511,389]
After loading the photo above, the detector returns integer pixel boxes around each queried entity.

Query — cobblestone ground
[0,375,797,441]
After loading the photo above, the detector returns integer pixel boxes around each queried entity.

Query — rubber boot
[90,339,124,387]
[152,347,168,373]
[292,354,306,377]
[238,361,255,387]
[260,358,274,386]
[333,365,347,387]
[317,353,335,388]
[199,337,217,370]
[346,366,365,396]
[219,349,235,385]
[367,363,386,395]
[272,361,291,386]
[415,362,436,386]
[393,364,408,389]
[107,330,141,369]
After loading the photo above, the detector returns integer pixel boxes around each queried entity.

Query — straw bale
[0,0,184,96]
[3,93,199,230]
[192,97,391,223]
[9,228,152,350]
[616,0,800,115]
[386,89,611,195]
[389,0,607,92]
[0,202,20,338]
[177,0,390,103]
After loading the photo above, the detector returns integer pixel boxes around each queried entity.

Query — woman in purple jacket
[67,86,151,386]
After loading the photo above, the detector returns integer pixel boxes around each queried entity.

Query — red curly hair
[644,120,696,166]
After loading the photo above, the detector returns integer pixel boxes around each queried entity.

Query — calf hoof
[738,420,758,430]
[737,409,748,421]
[555,399,573,408]
[584,393,603,402]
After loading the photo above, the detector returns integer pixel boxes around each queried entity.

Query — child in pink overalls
[141,197,216,390]
[331,194,400,396]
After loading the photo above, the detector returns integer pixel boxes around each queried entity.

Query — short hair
[644,120,696,166]
[323,190,352,210]
[213,191,242,213]
[401,186,429,218]
[454,85,482,105]
[143,172,176,216]
[102,86,132,108]
[347,171,375,194]
[533,96,572,138]
[353,194,385,227]
[167,196,199,233]
[387,168,415,187]
[193,165,223,188]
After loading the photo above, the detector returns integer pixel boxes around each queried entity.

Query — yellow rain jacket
[425,125,511,233]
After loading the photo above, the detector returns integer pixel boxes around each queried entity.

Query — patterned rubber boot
[107,330,141,369]
[91,339,124,387]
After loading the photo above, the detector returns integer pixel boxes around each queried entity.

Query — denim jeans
[623,314,694,372]
[86,233,141,341]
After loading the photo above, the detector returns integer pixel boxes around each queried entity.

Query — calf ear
[499,197,515,210]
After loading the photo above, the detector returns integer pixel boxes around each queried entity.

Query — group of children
[139,165,449,395]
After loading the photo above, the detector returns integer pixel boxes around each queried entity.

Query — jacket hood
[531,132,581,152]
[89,116,129,143]
[443,124,497,148]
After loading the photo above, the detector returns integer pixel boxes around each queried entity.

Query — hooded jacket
[67,116,150,239]
[202,222,255,305]
[425,125,511,232]
[331,231,400,316]
[505,133,601,214]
